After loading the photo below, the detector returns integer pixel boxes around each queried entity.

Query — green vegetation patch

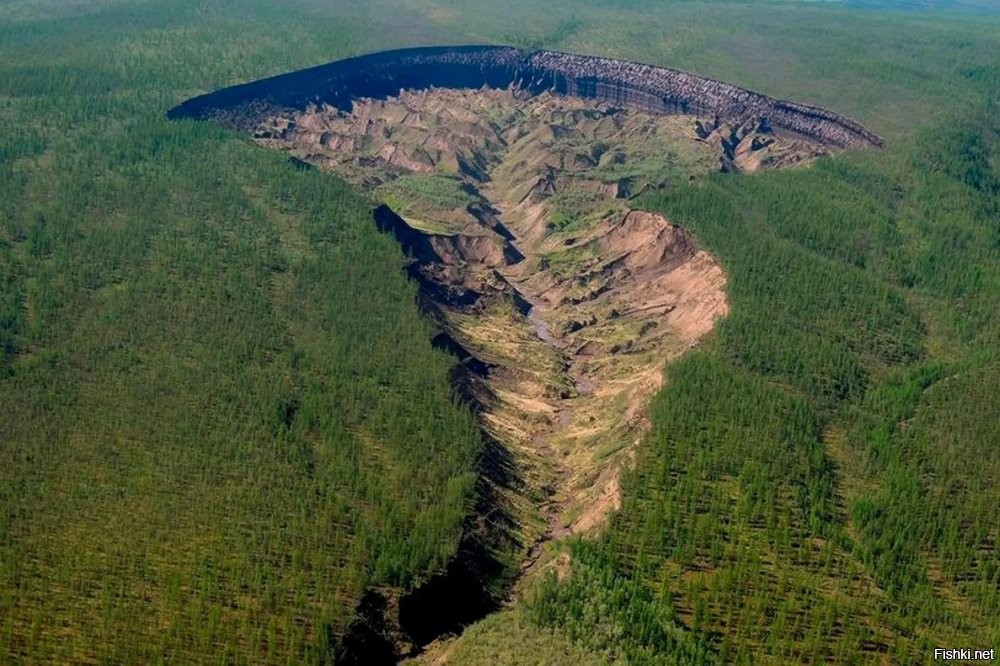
[376,173,475,223]
[380,173,474,209]
[541,242,599,279]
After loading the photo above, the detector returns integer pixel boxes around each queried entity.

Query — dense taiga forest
[0,0,997,664]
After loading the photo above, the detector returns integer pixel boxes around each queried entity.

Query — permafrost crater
[170,45,882,662]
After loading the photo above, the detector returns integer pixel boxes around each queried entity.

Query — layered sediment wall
[168,45,883,149]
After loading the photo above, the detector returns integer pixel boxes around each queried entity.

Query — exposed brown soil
[253,88,745,561]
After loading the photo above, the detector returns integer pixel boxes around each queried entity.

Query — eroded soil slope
[252,88,832,557]
[255,89,748,546]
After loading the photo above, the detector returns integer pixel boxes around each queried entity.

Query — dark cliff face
[168,45,884,150]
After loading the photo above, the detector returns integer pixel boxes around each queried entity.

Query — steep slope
[168,45,884,150]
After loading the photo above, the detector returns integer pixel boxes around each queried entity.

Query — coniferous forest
[1,0,997,663]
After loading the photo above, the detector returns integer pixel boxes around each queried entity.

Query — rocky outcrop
[373,204,527,312]
[168,45,883,150]
[697,116,827,171]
